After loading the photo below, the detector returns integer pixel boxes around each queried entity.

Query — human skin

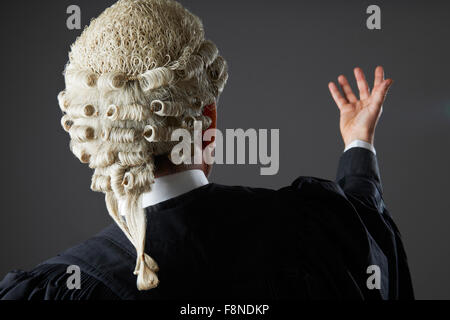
[154,104,217,178]
[328,66,393,147]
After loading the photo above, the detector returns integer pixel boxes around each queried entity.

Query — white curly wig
[58,0,228,291]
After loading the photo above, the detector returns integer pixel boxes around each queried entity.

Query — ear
[202,103,217,150]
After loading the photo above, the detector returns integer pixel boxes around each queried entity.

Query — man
[0,0,413,300]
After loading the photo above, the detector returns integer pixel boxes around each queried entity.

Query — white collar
[119,170,209,215]
[142,169,209,208]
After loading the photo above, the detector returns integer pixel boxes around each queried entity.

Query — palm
[340,96,378,136]
[328,66,393,146]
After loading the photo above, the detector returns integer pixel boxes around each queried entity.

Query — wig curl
[59,0,228,291]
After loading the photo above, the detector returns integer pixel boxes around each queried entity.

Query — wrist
[344,140,377,155]
[343,132,374,148]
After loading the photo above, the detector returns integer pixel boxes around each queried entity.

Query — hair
[58,0,228,291]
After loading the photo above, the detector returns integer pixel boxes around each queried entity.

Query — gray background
[0,0,448,299]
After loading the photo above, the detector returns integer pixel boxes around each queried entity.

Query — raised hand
[328,66,393,147]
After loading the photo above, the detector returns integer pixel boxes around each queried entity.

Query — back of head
[58,0,228,290]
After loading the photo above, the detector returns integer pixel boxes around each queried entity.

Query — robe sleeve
[0,263,119,300]
[336,147,415,299]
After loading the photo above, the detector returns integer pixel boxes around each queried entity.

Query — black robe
[0,148,414,300]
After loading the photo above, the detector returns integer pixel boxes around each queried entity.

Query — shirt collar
[118,170,209,215]
[142,170,209,208]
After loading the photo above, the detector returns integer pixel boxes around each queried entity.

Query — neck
[153,155,211,179]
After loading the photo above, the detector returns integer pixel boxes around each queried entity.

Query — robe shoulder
[0,263,119,300]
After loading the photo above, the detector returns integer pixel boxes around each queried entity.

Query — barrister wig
[58,0,228,291]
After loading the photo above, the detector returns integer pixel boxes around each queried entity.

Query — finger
[328,82,347,109]
[338,75,358,103]
[374,66,385,88]
[354,67,370,100]
[372,78,393,106]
